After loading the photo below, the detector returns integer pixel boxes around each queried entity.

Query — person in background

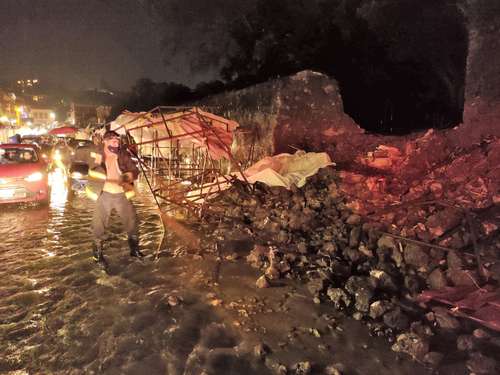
[22,151,33,162]
[9,134,21,144]
[86,130,144,270]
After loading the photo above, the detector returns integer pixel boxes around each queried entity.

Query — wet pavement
[0,175,427,375]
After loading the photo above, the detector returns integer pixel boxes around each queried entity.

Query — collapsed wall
[202,71,373,166]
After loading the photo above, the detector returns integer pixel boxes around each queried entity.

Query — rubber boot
[128,235,145,258]
[92,239,108,269]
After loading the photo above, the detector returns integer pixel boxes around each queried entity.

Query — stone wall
[460,0,500,144]
[201,71,370,166]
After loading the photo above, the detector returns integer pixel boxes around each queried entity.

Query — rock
[369,300,393,320]
[256,275,270,289]
[377,235,398,251]
[466,352,497,374]
[390,247,404,268]
[352,312,363,321]
[404,274,422,295]
[297,242,308,254]
[345,276,375,312]
[409,321,434,337]
[277,230,289,244]
[433,307,461,331]
[307,277,328,295]
[210,299,223,306]
[330,259,351,279]
[358,242,373,258]
[254,342,270,359]
[426,207,462,239]
[447,269,479,287]
[346,214,361,225]
[326,288,351,309]
[324,363,344,375]
[472,328,491,340]
[369,269,397,292]
[322,242,338,254]
[383,307,410,330]
[343,247,361,263]
[403,243,429,270]
[277,260,291,274]
[391,332,430,360]
[265,265,280,280]
[276,364,288,375]
[349,226,361,248]
[167,295,180,306]
[292,361,312,375]
[247,245,268,268]
[423,351,444,368]
[457,335,476,351]
[427,268,448,290]
[447,250,464,270]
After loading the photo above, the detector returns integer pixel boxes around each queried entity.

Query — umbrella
[48,126,78,136]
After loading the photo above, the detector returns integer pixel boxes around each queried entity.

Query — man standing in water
[86,130,144,269]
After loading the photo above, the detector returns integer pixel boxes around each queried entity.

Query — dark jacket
[85,145,140,200]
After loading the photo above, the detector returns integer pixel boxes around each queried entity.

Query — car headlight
[71,172,83,179]
[25,172,44,182]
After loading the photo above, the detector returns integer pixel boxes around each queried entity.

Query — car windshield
[68,139,92,148]
[0,148,39,164]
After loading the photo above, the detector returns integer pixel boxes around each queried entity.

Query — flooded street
[0,177,426,375]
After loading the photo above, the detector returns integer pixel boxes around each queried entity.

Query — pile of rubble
[338,130,500,218]
[209,166,499,373]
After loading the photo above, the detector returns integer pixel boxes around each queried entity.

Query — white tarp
[243,151,334,188]
[184,151,334,203]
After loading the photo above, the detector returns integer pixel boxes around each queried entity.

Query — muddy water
[0,178,426,374]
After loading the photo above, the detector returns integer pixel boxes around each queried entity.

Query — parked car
[0,144,50,204]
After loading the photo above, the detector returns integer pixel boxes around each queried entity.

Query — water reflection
[48,168,69,212]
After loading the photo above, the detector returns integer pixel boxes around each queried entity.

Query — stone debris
[391,332,429,360]
[256,275,270,289]
[205,156,499,373]
[466,352,498,374]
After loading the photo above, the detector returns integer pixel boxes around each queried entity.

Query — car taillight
[25,172,44,182]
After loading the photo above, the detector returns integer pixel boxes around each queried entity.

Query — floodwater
[0,174,427,374]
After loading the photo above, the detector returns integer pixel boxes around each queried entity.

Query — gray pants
[92,192,138,240]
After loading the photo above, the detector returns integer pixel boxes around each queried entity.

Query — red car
[0,144,50,204]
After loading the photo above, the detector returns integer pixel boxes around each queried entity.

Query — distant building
[0,90,18,125]
[68,103,111,127]
[16,79,40,93]
[30,107,56,126]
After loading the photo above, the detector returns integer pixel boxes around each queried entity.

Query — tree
[111,78,194,117]
[220,0,467,133]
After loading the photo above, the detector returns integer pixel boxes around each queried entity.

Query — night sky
[0,0,236,90]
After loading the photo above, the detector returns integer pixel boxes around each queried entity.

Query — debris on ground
[202,139,500,373]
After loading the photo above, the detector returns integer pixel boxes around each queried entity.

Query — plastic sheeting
[243,151,334,188]
[110,107,238,160]
[418,285,500,332]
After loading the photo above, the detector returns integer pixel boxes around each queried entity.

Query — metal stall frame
[113,106,248,219]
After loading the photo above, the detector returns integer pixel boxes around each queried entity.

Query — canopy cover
[110,107,238,160]
[48,126,77,136]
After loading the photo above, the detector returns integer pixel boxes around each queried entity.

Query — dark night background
[0,0,468,133]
